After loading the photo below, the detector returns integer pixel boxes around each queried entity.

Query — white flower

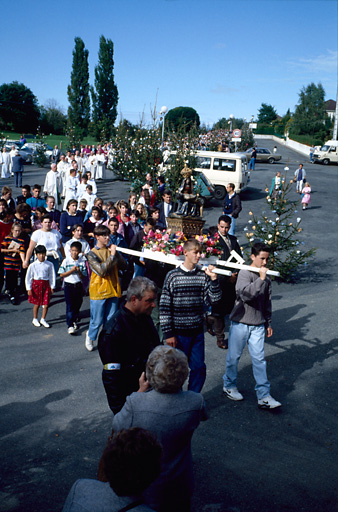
[267,199,271,202]
[297,217,301,223]
[275,217,280,221]
[249,238,254,242]
[274,252,278,255]
[244,227,248,231]
[268,234,272,238]
[248,220,252,224]
[297,250,300,254]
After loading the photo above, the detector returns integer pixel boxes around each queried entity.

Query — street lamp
[159,105,168,147]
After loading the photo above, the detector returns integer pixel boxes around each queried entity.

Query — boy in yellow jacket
[85,225,127,352]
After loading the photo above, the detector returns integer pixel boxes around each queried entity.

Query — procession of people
[1,142,316,512]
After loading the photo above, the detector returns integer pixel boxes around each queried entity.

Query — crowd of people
[0,145,294,512]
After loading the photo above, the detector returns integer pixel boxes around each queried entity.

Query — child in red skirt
[25,245,56,328]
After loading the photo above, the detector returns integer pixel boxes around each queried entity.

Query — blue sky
[2,0,337,126]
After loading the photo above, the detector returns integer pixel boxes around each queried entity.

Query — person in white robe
[74,151,84,175]
[43,164,62,208]
[1,148,11,178]
[87,152,97,179]
[86,171,97,195]
[57,155,67,197]
[9,146,17,176]
[95,150,106,180]
[63,169,80,211]
[80,185,97,211]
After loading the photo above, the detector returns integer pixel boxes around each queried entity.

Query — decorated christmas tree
[243,170,316,281]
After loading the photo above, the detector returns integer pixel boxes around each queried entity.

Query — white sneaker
[73,322,78,330]
[68,326,75,335]
[223,387,244,401]
[85,331,94,351]
[258,395,281,409]
[40,318,50,328]
[32,318,40,327]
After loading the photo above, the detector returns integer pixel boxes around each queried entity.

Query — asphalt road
[0,140,337,512]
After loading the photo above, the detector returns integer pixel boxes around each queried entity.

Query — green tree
[40,99,67,135]
[213,117,244,131]
[0,81,40,132]
[237,124,255,151]
[257,103,278,125]
[243,172,315,281]
[165,107,200,133]
[91,35,119,141]
[34,130,48,168]
[272,108,292,136]
[290,83,328,139]
[67,37,90,139]
[109,122,162,194]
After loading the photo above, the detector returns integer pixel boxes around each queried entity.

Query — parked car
[21,143,53,163]
[3,142,33,164]
[243,147,282,164]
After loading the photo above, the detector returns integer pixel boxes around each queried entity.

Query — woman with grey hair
[112,345,205,512]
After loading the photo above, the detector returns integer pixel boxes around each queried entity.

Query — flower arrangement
[143,230,223,259]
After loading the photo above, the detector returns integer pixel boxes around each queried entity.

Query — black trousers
[5,269,19,295]
[63,281,83,327]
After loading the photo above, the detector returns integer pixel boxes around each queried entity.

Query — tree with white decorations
[243,171,315,281]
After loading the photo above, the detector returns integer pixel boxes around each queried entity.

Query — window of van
[213,158,236,172]
[196,156,211,169]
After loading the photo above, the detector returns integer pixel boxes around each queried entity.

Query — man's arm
[86,246,119,277]
[159,273,176,345]
[231,194,242,218]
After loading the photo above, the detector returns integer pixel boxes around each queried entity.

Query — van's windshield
[321,145,330,151]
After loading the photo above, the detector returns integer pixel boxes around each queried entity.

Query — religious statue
[173,164,204,218]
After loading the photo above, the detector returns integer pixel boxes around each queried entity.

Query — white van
[313,140,338,165]
[162,151,250,200]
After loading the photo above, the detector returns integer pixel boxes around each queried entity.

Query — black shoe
[10,296,17,305]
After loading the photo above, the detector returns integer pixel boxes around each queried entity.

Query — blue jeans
[223,321,270,399]
[248,158,255,171]
[88,297,119,341]
[176,330,206,392]
[228,216,236,236]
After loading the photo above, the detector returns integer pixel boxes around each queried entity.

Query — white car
[22,143,53,162]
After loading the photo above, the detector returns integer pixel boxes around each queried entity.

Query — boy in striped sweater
[159,239,221,392]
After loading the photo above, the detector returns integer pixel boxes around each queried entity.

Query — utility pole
[332,85,338,140]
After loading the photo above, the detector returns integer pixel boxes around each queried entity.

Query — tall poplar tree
[67,37,90,139]
[91,35,118,141]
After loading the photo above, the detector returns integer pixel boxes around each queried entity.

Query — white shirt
[25,259,56,290]
[58,255,87,284]
[64,237,90,257]
[31,229,62,252]
[87,178,97,195]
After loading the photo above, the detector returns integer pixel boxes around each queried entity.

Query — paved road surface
[0,141,337,511]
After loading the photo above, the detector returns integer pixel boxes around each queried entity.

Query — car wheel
[214,186,226,200]
[268,157,275,164]
[322,158,330,165]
